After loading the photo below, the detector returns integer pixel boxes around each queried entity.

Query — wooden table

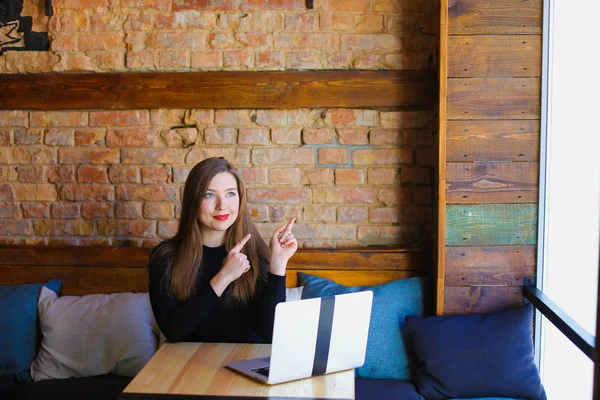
[120,342,355,400]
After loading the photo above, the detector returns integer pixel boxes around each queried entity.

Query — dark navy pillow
[406,304,546,400]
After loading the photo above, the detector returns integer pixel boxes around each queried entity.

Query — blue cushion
[406,304,546,400]
[355,378,424,400]
[298,273,432,380]
[0,280,61,382]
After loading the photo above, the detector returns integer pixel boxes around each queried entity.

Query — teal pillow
[0,280,61,381]
[298,272,432,380]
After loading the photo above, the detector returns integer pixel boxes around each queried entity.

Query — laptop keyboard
[251,366,270,377]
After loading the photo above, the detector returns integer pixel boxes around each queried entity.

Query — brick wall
[0,0,438,248]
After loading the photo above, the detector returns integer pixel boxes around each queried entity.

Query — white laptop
[226,290,373,385]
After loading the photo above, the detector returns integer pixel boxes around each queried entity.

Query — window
[538,0,600,398]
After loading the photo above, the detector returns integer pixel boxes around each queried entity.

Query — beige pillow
[31,287,160,381]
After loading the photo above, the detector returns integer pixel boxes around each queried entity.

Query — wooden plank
[0,266,422,295]
[449,0,543,35]
[447,120,540,161]
[0,71,436,110]
[448,78,541,119]
[445,245,536,286]
[443,285,524,314]
[446,204,537,245]
[437,0,449,316]
[0,245,429,271]
[446,161,539,203]
[449,35,542,77]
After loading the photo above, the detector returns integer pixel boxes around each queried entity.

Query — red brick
[0,184,14,201]
[241,0,303,11]
[274,33,336,51]
[256,51,285,69]
[186,148,250,165]
[269,168,300,185]
[124,14,153,31]
[400,166,432,185]
[214,110,253,125]
[318,148,349,165]
[248,204,268,221]
[0,167,16,182]
[16,166,45,182]
[379,187,414,205]
[96,52,125,70]
[286,52,322,69]
[369,207,400,224]
[89,111,150,127]
[121,149,184,164]
[173,0,235,12]
[303,205,336,222]
[238,167,268,184]
[185,109,214,125]
[14,184,57,201]
[172,166,192,183]
[116,202,143,219]
[302,168,333,185]
[97,220,156,238]
[0,220,31,235]
[191,51,223,69]
[338,128,368,145]
[30,148,57,164]
[252,148,314,165]
[0,111,28,127]
[120,0,169,10]
[81,202,114,219]
[33,220,94,236]
[22,203,50,218]
[205,127,237,144]
[116,184,179,202]
[47,166,75,183]
[271,128,300,144]
[126,50,155,69]
[51,34,77,51]
[254,110,288,127]
[75,129,106,146]
[369,129,402,145]
[246,188,310,203]
[239,128,269,145]
[106,128,153,147]
[109,165,140,183]
[318,0,368,12]
[77,166,109,183]
[285,13,318,31]
[335,168,364,184]
[59,184,115,201]
[141,166,172,184]
[0,130,10,146]
[160,128,198,148]
[59,148,119,164]
[367,168,399,185]
[269,206,301,222]
[341,34,401,51]
[157,50,190,69]
[81,237,112,246]
[321,13,352,31]
[157,220,178,238]
[14,129,43,144]
[380,111,433,129]
[352,149,413,165]
[353,14,384,33]
[45,129,74,145]
[223,50,253,69]
[143,203,174,219]
[51,203,80,219]
[337,206,367,223]
[292,223,355,240]
[303,128,335,144]
[78,34,124,51]
[312,187,377,203]
[0,203,21,218]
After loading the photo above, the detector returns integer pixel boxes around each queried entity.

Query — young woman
[148,157,297,343]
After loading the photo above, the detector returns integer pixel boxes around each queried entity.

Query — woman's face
[198,172,240,244]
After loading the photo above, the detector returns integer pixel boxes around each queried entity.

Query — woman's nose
[215,197,225,210]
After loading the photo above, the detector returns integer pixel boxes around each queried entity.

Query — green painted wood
[446,204,537,245]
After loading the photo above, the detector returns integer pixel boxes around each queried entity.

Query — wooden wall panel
[446,120,540,161]
[448,0,543,35]
[448,78,541,119]
[446,204,537,246]
[446,161,539,203]
[444,285,524,314]
[449,36,542,77]
[445,245,536,286]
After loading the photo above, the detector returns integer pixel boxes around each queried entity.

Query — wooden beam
[0,70,437,110]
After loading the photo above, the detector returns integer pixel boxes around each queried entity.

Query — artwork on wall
[0,0,49,55]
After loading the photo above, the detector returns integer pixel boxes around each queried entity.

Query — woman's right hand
[210,234,251,296]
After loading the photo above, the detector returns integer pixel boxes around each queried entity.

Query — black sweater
[148,244,286,344]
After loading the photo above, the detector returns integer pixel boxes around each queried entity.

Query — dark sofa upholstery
[356,378,424,399]
[0,375,132,400]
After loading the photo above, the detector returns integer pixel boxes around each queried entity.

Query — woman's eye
[204,193,214,199]
[226,191,236,198]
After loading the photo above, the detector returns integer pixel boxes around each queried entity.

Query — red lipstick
[213,214,229,221]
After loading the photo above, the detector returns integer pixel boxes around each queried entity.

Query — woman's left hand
[269,217,298,275]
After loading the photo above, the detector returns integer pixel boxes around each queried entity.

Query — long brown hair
[149,157,270,305]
